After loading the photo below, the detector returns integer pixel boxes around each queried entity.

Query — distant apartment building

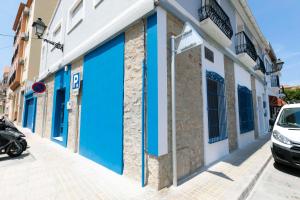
[265,44,284,118]
[0,67,10,115]
[26,0,284,190]
[7,0,57,129]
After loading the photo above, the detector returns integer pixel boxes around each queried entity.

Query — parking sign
[72,73,80,93]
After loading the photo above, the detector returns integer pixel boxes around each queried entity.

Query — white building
[34,0,282,189]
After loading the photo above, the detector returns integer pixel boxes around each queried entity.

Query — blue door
[54,89,66,138]
[80,34,125,174]
[22,92,37,132]
[51,68,70,147]
[25,98,34,129]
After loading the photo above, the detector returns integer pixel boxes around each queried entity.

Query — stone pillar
[67,59,83,152]
[251,75,259,139]
[122,21,145,181]
[150,13,204,189]
[224,56,238,152]
[35,94,45,136]
[43,75,54,139]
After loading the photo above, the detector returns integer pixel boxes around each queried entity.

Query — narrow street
[247,159,300,200]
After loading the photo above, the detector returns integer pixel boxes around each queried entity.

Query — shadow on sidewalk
[223,134,271,167]
[178,134,270,186]
[0,152,30,162]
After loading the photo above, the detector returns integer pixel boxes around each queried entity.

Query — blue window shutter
[238,85,254,134]
[206,71,227,143]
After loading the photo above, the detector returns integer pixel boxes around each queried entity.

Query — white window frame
[51,21,62,51]
[94,0,104,8]
[67,0,84,34]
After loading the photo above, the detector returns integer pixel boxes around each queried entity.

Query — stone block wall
[251,75,259,139]
[34,75,54,139]
[123,20,145,181]
[224,56,238,152]
[148,13,204,190]
[35,93,45,137]
[67,59,83,152]
[43,75,54,139]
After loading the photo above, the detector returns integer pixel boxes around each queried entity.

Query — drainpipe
[141,59,146,187]
[141,18,148,187]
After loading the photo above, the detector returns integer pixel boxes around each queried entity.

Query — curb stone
[239,155,272,200]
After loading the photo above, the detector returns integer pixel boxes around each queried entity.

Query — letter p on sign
[72,73,80,94]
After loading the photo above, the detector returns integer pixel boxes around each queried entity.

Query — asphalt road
[247,159,300,200]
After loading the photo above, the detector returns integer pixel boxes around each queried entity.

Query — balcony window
[51,22,62,51]
[271,75,280,88]
[198,0,233,39]
[68,0,84,34]
[255,57,266,74]
[236,31,257,62]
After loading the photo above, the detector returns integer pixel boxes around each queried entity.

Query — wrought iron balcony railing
[255,57,266,74]
[236,31,257,61]
[8,71,16,86]
[198,0,233,39]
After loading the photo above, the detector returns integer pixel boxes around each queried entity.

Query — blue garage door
[80,34,125,174]
[25,98,35,129]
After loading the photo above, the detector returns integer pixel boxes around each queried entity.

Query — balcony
[8,65,21,91]
[198,0,233,47]
[255,57,266,77]
[235,31,257,68]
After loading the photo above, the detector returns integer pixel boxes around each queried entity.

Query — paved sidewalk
[0,128,271,200]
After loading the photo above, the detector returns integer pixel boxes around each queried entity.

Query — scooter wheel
[19,139,27,151]
[7,141,23,157]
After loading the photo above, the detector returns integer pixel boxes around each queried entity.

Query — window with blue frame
[206,71,227,143]
[238,85,254,133]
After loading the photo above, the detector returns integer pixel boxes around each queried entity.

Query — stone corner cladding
[147,13,204,190]
[123,20,145,182]
[224,56,238,152]
[67,59,83,153]
[34,74,54,139]
[251,75,259,139]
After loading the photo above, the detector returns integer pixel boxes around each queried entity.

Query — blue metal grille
[238,85,254,134]
[206,71,227,143]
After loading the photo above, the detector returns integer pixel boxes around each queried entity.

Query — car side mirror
[269,119,275,126]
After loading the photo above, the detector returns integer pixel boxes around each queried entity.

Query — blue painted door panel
[26,98,34,129]
[54,89,66,138]
[80,34,125,174]
[51,68,71,147]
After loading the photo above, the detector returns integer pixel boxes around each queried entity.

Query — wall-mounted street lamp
[32,18,64,52]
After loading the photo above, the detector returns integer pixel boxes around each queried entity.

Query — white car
[270,103,300,168]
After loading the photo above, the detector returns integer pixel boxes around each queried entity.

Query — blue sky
[0,1,299,85]
[248,0,300,85]
[0,0,22,77]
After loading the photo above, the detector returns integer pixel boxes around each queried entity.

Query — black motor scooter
[0,116,27,157]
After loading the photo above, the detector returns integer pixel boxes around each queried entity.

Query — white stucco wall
[39,0,155,79]
[202,41,229,166]
[255,79,268,136]
[234,63,255,148]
